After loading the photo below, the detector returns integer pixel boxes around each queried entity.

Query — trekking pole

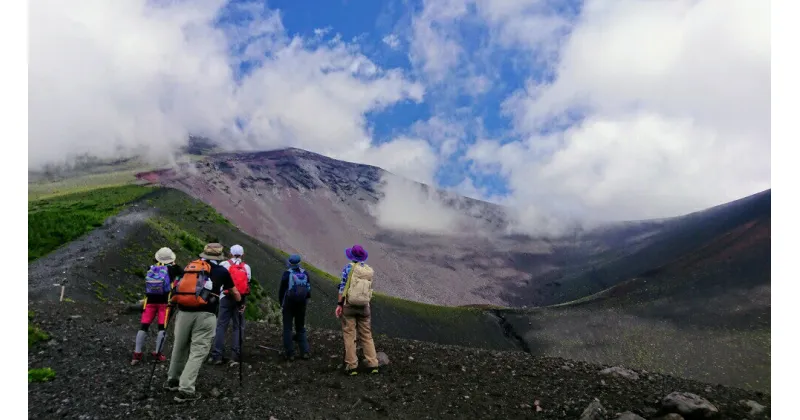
[238,309,244,387]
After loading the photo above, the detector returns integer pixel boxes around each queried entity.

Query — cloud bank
[29,0,429,182]
[29,0,771,233]
[409,0,770,223]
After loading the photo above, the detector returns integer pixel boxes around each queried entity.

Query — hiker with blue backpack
[278,254,312,361]
[131,247,183,365]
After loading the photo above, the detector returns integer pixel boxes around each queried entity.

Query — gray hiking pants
[211,297,244,361]
[167,310,216,394]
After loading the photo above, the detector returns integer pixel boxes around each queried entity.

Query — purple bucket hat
[345,244,368,262]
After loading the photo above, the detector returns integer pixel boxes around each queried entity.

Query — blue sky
[29,0,771,226]
[216,0,556,196]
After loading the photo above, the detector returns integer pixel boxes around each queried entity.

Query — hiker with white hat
[209,244,252,367]
[131,247,184,366]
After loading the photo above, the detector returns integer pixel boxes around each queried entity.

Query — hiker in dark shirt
[278,254,312,361]
[132,247,184,365]
[163,243,241,403]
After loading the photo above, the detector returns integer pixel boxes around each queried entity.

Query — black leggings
[140,323,165,332]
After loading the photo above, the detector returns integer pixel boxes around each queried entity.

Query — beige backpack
[344,262,374,306]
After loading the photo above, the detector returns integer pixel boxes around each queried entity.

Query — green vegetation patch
[28,169,146,201]
[28,185,153,261]
[28,367,56,383]
[28,322,49,347]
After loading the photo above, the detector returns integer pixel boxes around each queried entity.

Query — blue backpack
[284,268,310,304]
[145,265,171,295]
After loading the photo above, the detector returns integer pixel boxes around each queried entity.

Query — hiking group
[131,242,379,402]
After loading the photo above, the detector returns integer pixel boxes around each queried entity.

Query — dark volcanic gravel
[28,301,770,420]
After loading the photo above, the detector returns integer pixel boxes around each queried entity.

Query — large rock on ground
[741,400,766,416]
[600,366,640,380]
[580,399,606,420]
[661,392,719,419]
[376,352,390,366]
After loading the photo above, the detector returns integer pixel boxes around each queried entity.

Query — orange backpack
[171,259,215,307]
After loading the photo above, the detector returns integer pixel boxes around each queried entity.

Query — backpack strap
[342,262,357,299]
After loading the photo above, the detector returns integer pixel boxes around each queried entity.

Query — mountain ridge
[134,147,770,310]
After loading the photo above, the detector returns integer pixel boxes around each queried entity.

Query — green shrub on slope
[28,185,152,261]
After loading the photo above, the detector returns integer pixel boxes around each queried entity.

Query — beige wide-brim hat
[155,247,176,264]
[199,242,226,261]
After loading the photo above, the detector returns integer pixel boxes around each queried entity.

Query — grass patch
[28,323,49,347]
[146,217,206,255]
[28,169,147,201]
[28,185,153,261]
[28,367,56,383]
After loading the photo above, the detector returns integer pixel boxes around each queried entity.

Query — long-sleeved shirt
[338,263,355,295]
[279,268,312,306]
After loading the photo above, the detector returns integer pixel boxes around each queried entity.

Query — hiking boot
[174,391,201,403]
[369,367,380,374]
[229,360,240,368]
[301,352,311,360]
[206,356,223,365]
[162,379,179,392]
[284,354,295,362]
[131,352,143,366]
[344,367,358,376]
[151,352,166,362]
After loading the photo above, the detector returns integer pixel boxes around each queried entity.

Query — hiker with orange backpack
[163,243,242,403]
[335,244,379,375]
[208,244,252,367]
[131,247,183,365]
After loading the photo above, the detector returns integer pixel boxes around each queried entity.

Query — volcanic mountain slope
[499,204,771,392]
[27,186,514,350]
[27,185,771,416]
[136,148,771,309]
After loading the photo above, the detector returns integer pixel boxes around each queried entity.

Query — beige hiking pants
[167,310,216,393]
[341,305,378,370]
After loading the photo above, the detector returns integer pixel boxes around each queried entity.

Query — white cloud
[382,33,401,50]
[459,0,771,223]
[369,173,468,234]
[28,0,425,172]
[356,137,439,185]
[408,0,470,83]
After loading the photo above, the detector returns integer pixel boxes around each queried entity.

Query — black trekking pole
[146,305,176,395]
[238,310,244,387]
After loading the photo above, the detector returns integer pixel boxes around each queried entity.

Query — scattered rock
[210,388,221,398]
[661,392,719,419]
[600,366,640,381]
[580,399,606,420]
[376,352,390,366]
[655,414,685,420]
[741,400,766,416]
[615,412,646,420]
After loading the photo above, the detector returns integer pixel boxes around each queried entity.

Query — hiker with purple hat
[335,244,379,375]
